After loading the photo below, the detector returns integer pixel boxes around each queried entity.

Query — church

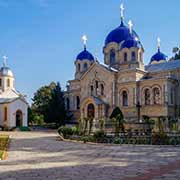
[0,57,28,128]
[65,4,180,128]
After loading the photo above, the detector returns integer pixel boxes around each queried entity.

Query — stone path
[0,131,180,180]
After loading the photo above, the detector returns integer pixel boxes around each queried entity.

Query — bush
[58,126,80,138]
[18,126,31,131]
[152,132,170,145]
[58,126,73,138]
[71,126,80,135]
[33,115,44,125]
[80,136,95,143]
[93,130,107,143]
[113,137,123,144]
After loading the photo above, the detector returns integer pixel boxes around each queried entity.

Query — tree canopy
[110,106,124,120]
[31,82,67,126]
[170,47,180,60]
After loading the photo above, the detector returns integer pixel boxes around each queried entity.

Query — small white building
[0,57,28,128]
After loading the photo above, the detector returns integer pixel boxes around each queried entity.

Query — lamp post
[136,101,142,122]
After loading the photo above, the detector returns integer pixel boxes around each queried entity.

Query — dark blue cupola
[76,48,94,61]
[76,35,94,61]
[105,21,139,46]
[150,38,167,64]
[121,36,142,49]
[104,4,140,47]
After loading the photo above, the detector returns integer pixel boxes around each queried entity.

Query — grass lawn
[0,135,9,160]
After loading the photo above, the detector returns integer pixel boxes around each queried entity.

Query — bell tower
[0,56,15,92]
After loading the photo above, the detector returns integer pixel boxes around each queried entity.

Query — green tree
[31,82,68,126]
[110,107,125,136]
[49,82,67,127]
[171,47,180,60]
[32,82,56,123]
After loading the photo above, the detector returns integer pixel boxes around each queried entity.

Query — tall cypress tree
[49,82,67,127]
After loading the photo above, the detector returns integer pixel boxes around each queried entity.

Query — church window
[84,63,88,70]
[76,96,80,109]
[122,91,128,106]
[66,98,70,110]
[4,107,7,121]
[144,89,151,105]
[153,87,160,104]
[101,84,104,95]
[110,49,115,64]
[0,78,2,87]
[95,81,98,95]
[124,52,127,62]
[7,79,10,87]
[90,85,93,96]
[131,51,136,61]
[170,88,174,105]
[78,63,80,72]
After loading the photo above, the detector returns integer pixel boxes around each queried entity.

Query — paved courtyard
[0,131,180,180]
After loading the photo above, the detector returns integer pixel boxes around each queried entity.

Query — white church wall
[9,99,28,127]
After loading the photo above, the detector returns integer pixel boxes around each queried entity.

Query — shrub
[71,126,80,135]
[93,130,106,142]
[58,126,73,138]
[80,136,95,143]
[113,137,123,144]
[33,115,44,125]
[152,132,170,145]
[19,126,31,131]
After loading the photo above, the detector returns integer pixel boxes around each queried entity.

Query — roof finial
[82,35,87,50]
[120,3,124,22]
[2,55,8,67]
[128,20,133,34]
[157,37,161,51]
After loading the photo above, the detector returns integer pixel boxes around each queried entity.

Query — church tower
[0,56,15,93]
[103,4,144,70]
[75,35,94,79]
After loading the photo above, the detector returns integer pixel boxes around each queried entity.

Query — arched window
[4,107,7,121]
[101,84,104,95]
[124,52,127,62]
[77,63,81,72]
[153,87,160,104]
[7,79,10,87]
[110,49,115,64]
[131,51,136,61]
[76,96,80,109]
[0,78,2,87]
[90,85,93,96]
[122,91,128,106]
[84,63,88,70]
[144,89,150,105]
[66,98,70,110]
[95,81,98,95]
[170,88,174,105]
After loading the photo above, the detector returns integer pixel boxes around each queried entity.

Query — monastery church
[0,56,28,128]
[65,4,180,127]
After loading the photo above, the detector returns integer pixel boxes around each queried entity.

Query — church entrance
[87,103,95,118]
[16,110,23,127]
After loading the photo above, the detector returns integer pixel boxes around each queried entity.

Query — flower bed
[58,126,180,145]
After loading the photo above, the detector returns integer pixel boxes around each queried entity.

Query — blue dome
[105,21,139,46]
[121,37,142,49]
[150,49,167,63]
[76,48,94,61]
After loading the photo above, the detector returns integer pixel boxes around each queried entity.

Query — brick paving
[0,131,180,180]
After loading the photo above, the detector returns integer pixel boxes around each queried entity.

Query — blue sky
[0,0,179,103]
